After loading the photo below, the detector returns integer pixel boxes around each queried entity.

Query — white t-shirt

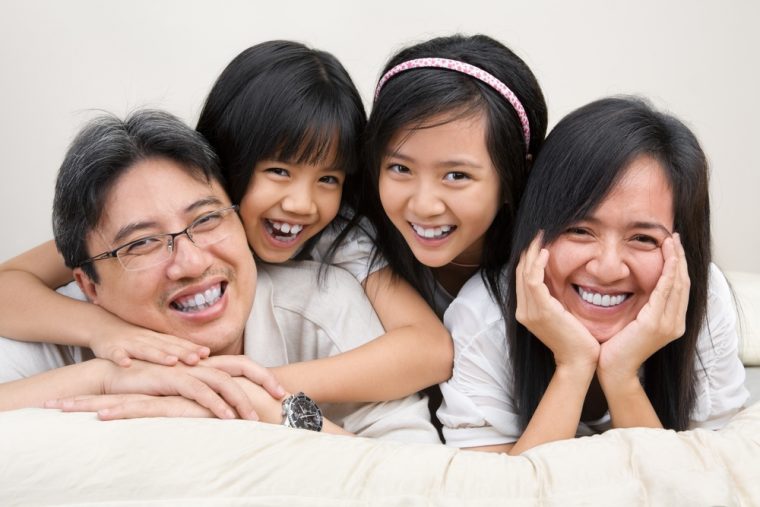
[437,263,750,448]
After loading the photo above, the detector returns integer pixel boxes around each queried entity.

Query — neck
[433,262,480,297]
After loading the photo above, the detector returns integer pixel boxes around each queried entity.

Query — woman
[438,97,748,454]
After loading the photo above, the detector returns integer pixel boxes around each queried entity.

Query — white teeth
[411,223,454,239]
[268,220,304,237]
[172,284,223,313]
[576,286,628,308]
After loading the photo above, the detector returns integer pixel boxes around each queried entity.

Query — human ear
[73,268,99,304]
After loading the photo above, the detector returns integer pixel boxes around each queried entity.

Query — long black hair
[507,97,710,430]
[361,34,547,308]
[196,40,366,254]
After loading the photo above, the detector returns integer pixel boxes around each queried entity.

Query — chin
[585,322,626,344]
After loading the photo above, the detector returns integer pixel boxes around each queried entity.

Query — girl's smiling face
[239,149,344,263]
[543,155,675,342]
[378,112,502,268]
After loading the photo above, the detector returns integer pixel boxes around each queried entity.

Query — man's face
[74,157,256,355]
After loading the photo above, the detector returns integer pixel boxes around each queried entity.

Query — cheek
[378,176,402,217]
[634,250,666,294]
[317,189,342,225]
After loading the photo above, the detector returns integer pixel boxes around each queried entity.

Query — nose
[408,181,446,219]
[165,234,213,280]
[281,182,318,216]
[586,240,630,283]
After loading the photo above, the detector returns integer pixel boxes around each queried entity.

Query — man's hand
[45,356,284,421]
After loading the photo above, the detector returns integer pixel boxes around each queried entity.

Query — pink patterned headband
[374,57,531,148]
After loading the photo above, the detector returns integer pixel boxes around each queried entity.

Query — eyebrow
[582,217,673,236]
[629,221,673,236]
[110,196,225,244]
[385,150,485,170]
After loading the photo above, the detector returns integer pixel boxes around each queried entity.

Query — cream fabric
[726,270,760,365]
[1,402,758,506]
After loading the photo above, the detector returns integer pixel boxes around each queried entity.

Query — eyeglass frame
[76,205,240,271]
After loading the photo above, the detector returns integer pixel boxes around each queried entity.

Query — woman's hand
[88,321,211,368]
[515,233,600,370]
[598,234,690,382]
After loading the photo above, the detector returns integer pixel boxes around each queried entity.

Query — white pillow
[725,271,760,365]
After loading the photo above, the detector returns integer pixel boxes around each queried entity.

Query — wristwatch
[281,392,323,432]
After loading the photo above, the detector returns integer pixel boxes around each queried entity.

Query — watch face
[285,393,323,432]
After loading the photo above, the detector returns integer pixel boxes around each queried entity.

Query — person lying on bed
[0,109,439,443]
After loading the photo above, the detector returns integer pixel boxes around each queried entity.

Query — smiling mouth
[410,222,456,240]
[574,285,630,308]
[171,282,226,313]
[264,219,306,244]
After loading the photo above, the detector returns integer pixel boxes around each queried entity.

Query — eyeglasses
[78,205,240,271]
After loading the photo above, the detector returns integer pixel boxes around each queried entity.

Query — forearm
[0,359,108,410]
[509,364,594,455]
[0,270,100,347]
[600,373,662,429]
[272,325,453,403]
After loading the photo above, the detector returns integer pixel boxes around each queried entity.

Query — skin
[0,153,452,405]
[240,154,344,264]
[75,158,256,356]
[470,156,690,455]
[379,112,502,295]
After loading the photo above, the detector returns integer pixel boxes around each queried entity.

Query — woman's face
[378,112,502,267]
[239,147,344,263]
[543,155,675,342]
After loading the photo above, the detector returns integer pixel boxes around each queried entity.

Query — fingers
[97,397,214,421]
[177,366,261,421]
[200,356,285,399]
[46,394,154,412]
[105,334,211,368]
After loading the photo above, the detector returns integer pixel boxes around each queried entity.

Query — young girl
[438,97,749,454]
[361,34,548,317]
[0,41,450,408]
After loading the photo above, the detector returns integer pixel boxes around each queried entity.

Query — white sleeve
[437,277,521,447]
[311,217,387,283]
[690,264,750,429]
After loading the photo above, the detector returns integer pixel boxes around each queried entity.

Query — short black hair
[196,40,366,207]
[53,109,222,282]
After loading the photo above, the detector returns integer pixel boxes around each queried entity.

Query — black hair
[196,40,366,255]
[53,109,222,283]
[507,96,710,431]
[361,34,547,308]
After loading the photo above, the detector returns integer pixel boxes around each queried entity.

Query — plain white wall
[1,0,758,273]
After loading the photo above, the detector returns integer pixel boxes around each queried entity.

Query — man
[0,110,437,442]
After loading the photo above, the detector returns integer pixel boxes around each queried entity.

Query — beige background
[1,0,757,273]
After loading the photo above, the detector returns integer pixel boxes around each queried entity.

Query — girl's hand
[89,325,211,368]
[598,234,690,382]
[515,233,600,369]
